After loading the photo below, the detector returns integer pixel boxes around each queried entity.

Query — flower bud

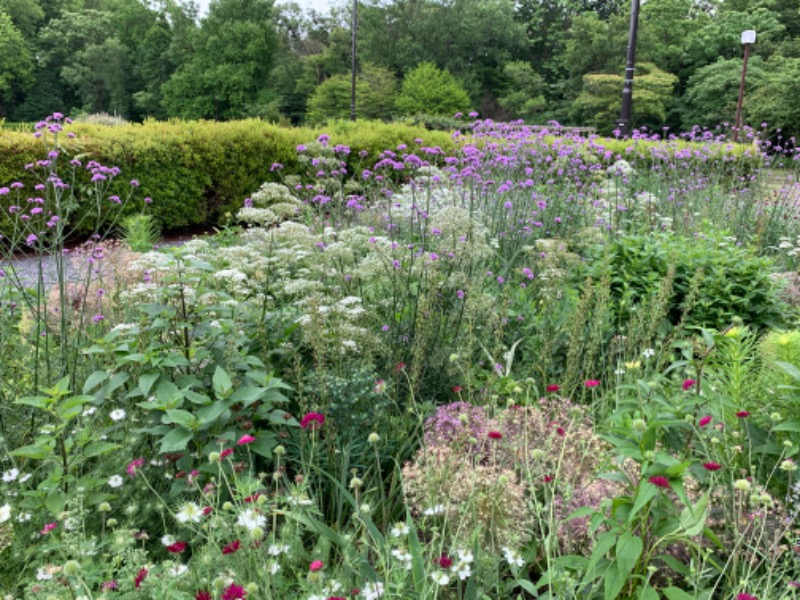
[63,560,81,576]
[350,477,363,489]
[251,526,265,540]
[368,432,380,444]
[98,502,111,513]
[733,479,751,491]
[274,445,286,456]
[632,419,646,432]
[106,518,118,527]
[223,502,234,511]
[208,452,221,463]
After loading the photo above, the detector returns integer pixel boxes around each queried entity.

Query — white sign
[741,30,756,44]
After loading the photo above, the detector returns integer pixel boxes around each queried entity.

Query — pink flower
[736,411,750,418]
[220,448,234,459]
[309,560,324,572]
[584,379,600,388]
[682,378,696,391]
[698,415,712,427]
[648,475,671,489]
[222,583,247,600]
[102,580,118,590]
[703,462,722,471]
[736,594,758,600]
[488,431,503,440]
[127,457,145,478]
[237,434,256,446]
[40,522,58,535]
[300,412,325,431]
[545,384,560,393]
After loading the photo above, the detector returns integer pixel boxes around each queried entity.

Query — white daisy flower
[107,475,124,488]
[175,502,203,524]
[2,468,19,482]
[109,409,126,421]
[362,582,385,600]
[168,564,189,577]
[162,534,175,546]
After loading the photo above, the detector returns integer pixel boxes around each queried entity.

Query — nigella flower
[300,412,325,431]
[648,475,671,489]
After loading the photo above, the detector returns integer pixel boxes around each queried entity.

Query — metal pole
[350,0,358,121]
[616,0,641,137]
[733,42,750,143]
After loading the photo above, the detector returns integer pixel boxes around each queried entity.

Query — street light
[350,0,358,121]
[733,29,756,143]
[616,0,641,138]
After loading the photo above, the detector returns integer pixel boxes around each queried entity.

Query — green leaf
[581,530,617,587]
[156,380,183,407]
[196,402,229,426]
[163,409,198,430]
[771,420,800,433]
[11,441,51,459]
[639,586,660,600]
[628,480,658,523]
[248,432,278,458]
[230,386,266,407]
[15,396,49,410]
[679,492,708,537]
[663,587,695,600]
[83,370,109,394]
[604,532,643,600]
[138,372,160,397]
[516,580,538,596]
[159,427,193,453]
[665,461,692,477]
[213,366,233,398]
[83,442,121,458]
[775,360,800,382]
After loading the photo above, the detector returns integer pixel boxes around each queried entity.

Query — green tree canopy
[395,62,471,117]
[0,11,33,117]
[305,64,398,124]
[498,61,546,121]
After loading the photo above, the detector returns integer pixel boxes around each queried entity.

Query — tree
[0,0,44,38]
[0,11,33,117]
[498,61,546,122]
[395,62,471,117]
[681,57,767,130]
[305,63,397,124]
[161,0,279,120]
[747,56,800,140]
[571,63,677,133]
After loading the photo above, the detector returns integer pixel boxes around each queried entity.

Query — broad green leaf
[517,580,538,596]
[775,360,800,382]
[15,396,49,410]
[213,366,233,398]
[230,386,266,407]
[663,587,695,600]
[665,461,692,477]
[159,427,193,453]
[156,380,183,407]
[249,433,278,458]
[138,372,160,397]
[106,372,130,395]
[163,409,198,430]
[628,480,658,523]
[83,442,121,458]
[604,532,643,600]
[771,420,800,433]
[196,402,229,426]
[639,586,660,600]
[580,531,617,586]
[83,370,109,394]
[11,441,52,459]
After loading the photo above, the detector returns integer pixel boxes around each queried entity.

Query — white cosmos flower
[109,409,126,421]
[236,508,266,532]
[175,502,203,524]
[108,475,124,488]
[2,468,19,482]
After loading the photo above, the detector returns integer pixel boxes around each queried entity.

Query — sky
[194,0,336,16]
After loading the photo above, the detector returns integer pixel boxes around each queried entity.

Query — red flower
[300,412,326,431]
[436,555,453,569]
[328,597,347,600]
[222,584,247,600]
[682,378,696,391]
[556,426,566,437]
[703,462,722,471]
[166,541,187,554]
[237,434,256,445]
[196,593,212,600]
[488,431,503,440]
[452,385,463,393]
[584,379,600,388]
[543,475,554,483]
[395,362,406,371]
[40,522,58,535]
[222,539,241,555]
[698,416,712,427]
[135,568,148,589]
[203,506,213,516]
[220,448,234,459]
[648,476,671,489]
[736,411,750,418]
[546,384,560,393]
[309,560,324,572]
[736,594,758,600]
[244,492,262,503]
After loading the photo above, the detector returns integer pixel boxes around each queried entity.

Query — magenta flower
[702,462,722,471]
[698,416,712,427]
[309,560,324,572]
[545,384,560,393]
[682,378,696,391]
[488,431,503,440]
[222,583,247,600]
[300,412,325,431]
[648,476,671,489]
[126,458,145,478]
[584,379,600,388]
[166,541,187,554]
[40,522,58,535]
[237,434,256,446]
[135,568,147,588]
[222,539,241,555]
[736,411,750,418]
[736,594,758,600]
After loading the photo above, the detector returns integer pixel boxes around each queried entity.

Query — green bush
[582,231,789,331]
[395,62,472,117]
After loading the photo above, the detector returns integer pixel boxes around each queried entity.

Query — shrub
[395,62,472,117]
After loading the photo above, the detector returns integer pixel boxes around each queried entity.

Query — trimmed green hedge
[0,119,457,233]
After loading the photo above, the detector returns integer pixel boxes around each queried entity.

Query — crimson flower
[222,584,247,600]
[736,411,750,418]
[488,431,503,440]
[237,434,256,445]
[698,416,712,427]
[543,475,554,483]
[300,412,326,431]
[196,593,212,600]
[222,539,241,555]
[584,379,600,388]
[436,555,453,569]
[220,448,234,459]
[203,506,213,516]
[682,379,696,391]
[166,541,187,554]
[309,560,324,572]
[736,594,758,600]
[555,426,566,437]
[545,384,560,393]
[452,385,463,393]
[328,597,347,600]
[703,462,722,471]
[135,568,148,588]
[648,475,671,489]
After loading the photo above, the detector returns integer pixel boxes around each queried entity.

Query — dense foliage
[2,0,800,139]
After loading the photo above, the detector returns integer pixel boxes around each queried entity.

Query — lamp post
[616,0,641,138]
[733,30,755,143]
[350,0,358,121]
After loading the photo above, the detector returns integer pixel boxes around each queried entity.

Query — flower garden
[1,114,800,599]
